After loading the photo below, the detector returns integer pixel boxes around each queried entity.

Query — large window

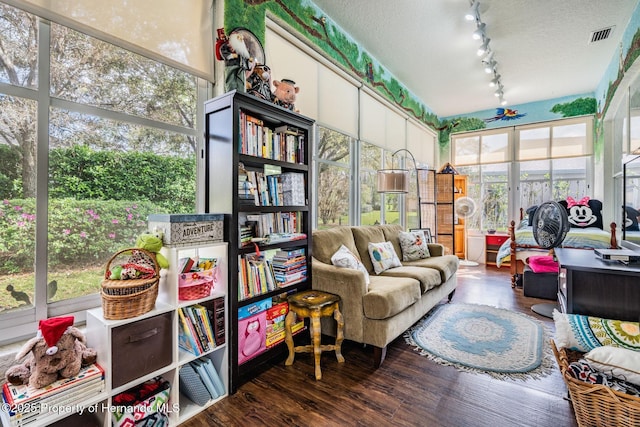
[453,116,593,231]
[315,126,352,228]
[0,3,204,342]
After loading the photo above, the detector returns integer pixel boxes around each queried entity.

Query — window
[452,116,593,231]
[315,126,352,228]
[0,3,204,342]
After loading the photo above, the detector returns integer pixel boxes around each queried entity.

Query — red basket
[178,267,217,301]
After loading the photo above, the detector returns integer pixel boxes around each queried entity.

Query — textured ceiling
[310,0,639,117]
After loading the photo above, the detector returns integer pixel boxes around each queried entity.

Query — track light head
[472,22,486,40]
[477,38,490,56]
[500,97,508,106]
[489,74,501,87]
[483,59,497,73]
[465,1,480,21]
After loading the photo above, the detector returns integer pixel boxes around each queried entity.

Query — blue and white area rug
[405,303,554,381]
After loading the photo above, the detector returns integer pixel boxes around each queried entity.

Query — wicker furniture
[552,341,640,427]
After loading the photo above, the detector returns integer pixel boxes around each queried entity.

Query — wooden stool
[285,290,344,380]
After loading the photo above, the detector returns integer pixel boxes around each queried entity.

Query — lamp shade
[377,169,409,193]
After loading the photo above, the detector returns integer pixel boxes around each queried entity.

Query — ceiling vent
[589,26,614,43]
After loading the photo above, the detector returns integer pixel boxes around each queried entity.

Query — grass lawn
[1,267,103,312]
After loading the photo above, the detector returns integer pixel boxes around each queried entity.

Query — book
[2,363,104,409]
[2,379,104,426]
[178,307,202,356]
[212,297,226,346]
[190,360,218,399]
[184,306,211,353]
[201,357,225,396]
[195,304,216,348]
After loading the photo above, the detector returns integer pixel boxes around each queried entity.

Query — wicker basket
[101,248,159,320]
[178,267,217,301]
[552,340,640,427]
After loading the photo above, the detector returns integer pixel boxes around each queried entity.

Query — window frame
[451,115,594,231]
[0,9,210,344]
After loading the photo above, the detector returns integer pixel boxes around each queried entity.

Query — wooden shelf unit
[203,91,314,393]
[485,234,510,266]
[85,241,229,426]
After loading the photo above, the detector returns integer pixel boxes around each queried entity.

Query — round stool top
[288,290,340,309]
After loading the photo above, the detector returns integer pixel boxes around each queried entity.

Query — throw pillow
[526,205,538,227]
[367,241,402,275]
[553,310,640,352]
[558,197,604,229]
[585,346,640,386]
[398,230,431,261]
[624,205,640,231]
[330,245,370,289]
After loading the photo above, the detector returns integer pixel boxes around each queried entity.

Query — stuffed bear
[272,78,299,112]
[5,316,97,389]
[246,64,273,102]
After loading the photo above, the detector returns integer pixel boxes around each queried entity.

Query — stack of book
[0,363,104,426]
[178,299,224,356]
[237,253,277,300]
[271,248,307,287]
[178,357,225,406]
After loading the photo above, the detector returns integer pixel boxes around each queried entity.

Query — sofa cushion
[363,275,421,320]
[331,244,370,290]
[403,255,459,283]
[380,266,441,292]
[381,224,404,258]
[368,241,402,274]
[398,231,431,261]
[352,226,386,273]
[312,226,359,265]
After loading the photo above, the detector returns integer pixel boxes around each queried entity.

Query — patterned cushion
[367,241,402,275]
[558,197,604,229]
[398,231,431,261]
[331,244,370,289]
[553,310,640,352]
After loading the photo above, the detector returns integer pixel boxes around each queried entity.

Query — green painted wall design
[223,0,440,132]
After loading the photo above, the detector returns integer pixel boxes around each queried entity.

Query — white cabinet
[85,241,228,426]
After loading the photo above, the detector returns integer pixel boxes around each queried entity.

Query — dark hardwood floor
[183,265,577,427]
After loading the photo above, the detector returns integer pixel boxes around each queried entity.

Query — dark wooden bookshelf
[204,90,314,393]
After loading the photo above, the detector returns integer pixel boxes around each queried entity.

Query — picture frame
[409,228,432,244]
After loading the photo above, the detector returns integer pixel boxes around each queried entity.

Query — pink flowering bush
[0,198,165,274]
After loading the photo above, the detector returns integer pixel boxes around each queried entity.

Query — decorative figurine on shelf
[215,27,266,94]
[246,64,273,102]
[215,28,255,93]
[272,78,299,112]
[5,316,97,388]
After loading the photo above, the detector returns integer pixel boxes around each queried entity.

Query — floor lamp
[376,149,422,228]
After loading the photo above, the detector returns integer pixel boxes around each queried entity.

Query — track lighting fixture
[465,0,480,21]
[472,22,486,40]
[465,0,508,106]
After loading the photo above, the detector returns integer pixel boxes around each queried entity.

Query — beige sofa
[312,224,459,367]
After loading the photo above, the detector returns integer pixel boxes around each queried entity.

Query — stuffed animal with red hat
[5,316,97,388]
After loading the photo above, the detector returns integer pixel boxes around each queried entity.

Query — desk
[555,248,640,322]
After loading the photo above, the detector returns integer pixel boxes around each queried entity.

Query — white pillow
[368,241,402,275]
[584,346,640,386]
[398,230,431,261]
[331,245,370,290]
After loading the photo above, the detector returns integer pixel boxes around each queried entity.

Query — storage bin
[148,213,225,246]
[111,312,173,388]
[238,311,266,365]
